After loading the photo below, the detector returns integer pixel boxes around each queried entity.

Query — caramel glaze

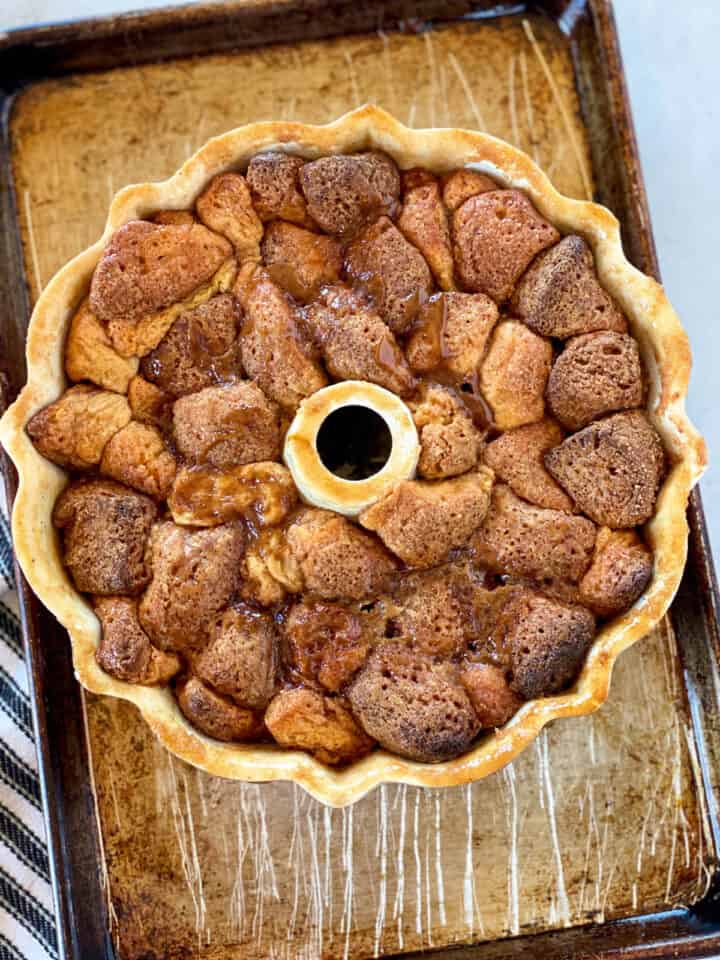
[402,294,495,433]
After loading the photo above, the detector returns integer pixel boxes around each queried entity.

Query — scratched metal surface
[7,12,714,959]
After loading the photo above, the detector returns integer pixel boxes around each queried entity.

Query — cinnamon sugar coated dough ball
[453,190,559,302]
[261,221,342,303]
[53,479,156,595]
[287,509,397,601]
[141,294,242,397]
[139,521,245,654]
[193,604,278,710]
[409,383,482,479]
[65,299,138,393]
[547,331,644,430]
[172,381,281,468]
[348,644,480,762]
[482,419,574,512]
[299,151,400,237]
[27,384,131,470]
[579,528,654,617]
[284,600,371,692]
[544,411,665,528]
[473,484,596,582]
[196,172,263,261]
[480,321,553,429]
[506,593,595,699]
[127,376,174,432]
[89,219,233,356]
[246,152,314,226]
[459,663,523,728]
[359,467,494,568]
[511,235,627,338]
[397,172,455,290]
[177,676,264,742]
[100,421,177,500]
[406,292,498,382]
[441,169,497,212]
[93,597,181,685]
[265,687,374,765]
[345,216,433,334]
[305,285,415,396]
[235,264,327,409]
[390,565,475,657]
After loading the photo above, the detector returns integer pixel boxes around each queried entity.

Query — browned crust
[0,105,706,806]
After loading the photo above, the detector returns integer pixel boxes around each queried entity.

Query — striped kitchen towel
[0,483,58,960]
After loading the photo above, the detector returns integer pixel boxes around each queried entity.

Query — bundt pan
[0,106,706,806]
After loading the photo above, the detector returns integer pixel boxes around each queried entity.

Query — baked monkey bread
[0,108,704,803]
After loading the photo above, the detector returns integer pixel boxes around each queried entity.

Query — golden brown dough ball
[359,468,494,568]
[93,596,181,685]
[196,172,263,261]
[265,687,374,764]
[299,151,400,237]
[344,216,433,334]
[546,331,644,430]
[480,320,552,430]
[305,284,415,396]
[53,479,156,595]
[482,419,574,512]
[287,509,398,602]
[100,421,177,500]
[544,411,665,528]
[472,484,596,583]
[261,221,342,303]
[511,235,627,339]
[139,521,246,655]
[348,644,480,762]
[177,676,264,742]
[27,384,131,470]
[578,528,653,617]
[453,189,559,302]
[172,381,281,468]
[193,604,278,709]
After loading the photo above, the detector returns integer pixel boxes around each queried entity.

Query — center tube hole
[316,405,393,481]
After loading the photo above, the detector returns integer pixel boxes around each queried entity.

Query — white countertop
[2,0,718,553]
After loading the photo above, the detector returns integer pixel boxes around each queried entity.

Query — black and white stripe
[0,484,57,960]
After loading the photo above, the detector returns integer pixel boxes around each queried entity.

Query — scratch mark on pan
[503,766,520,935]
[393,784,408,950]
[378,31,397,115]
[440,65,450,128]
[434,792,446,926]
[23,191,43,297]
[448,53,487,132]
[413,790,422,935]
[344,51,362,109]
[683,723,713,899]
[463,784,476,935]
[424,795,434,946]
[374,785,388,956]
[508,55,520,148]
[341,804,355,960]
[423,31,438,128]
[519,50,539,163]
[539,731,570,923]
[407,97,418,130]
[306,805,324,958]
[522,18,592,200]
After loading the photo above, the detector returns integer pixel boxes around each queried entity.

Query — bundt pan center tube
[284,381,420,516]
[0,106,706,806]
